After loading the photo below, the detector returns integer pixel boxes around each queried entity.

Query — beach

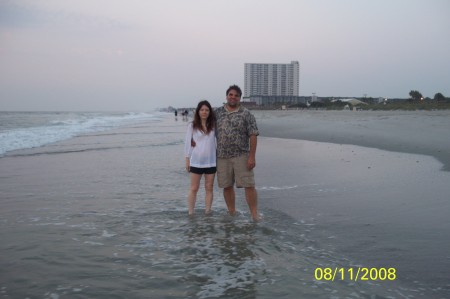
[255,109,450,171]
[254,110,450,298]
[1,110,449,298]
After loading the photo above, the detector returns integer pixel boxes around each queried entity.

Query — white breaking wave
[257,185,298,191]
[0,112,162,156]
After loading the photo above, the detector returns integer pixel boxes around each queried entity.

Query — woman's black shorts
[190,166,217,175]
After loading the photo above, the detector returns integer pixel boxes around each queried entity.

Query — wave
[6,140,185,158]
[0,112,163,156]
[257,185,299,191]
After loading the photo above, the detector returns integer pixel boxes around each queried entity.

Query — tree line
[409,90,447,102]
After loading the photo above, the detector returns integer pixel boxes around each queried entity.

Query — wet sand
[1,111,449,297]
[255,110,450,171]
[253,110,450,296]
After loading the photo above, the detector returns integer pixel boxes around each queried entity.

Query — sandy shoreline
[254,110,450,171]
[252,110,450,295]
[0,111,449,297]
[1,112,449,297]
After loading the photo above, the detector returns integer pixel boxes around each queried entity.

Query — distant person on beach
[181,109,189,121]
[184,100,217,216]
[215,85,260,221]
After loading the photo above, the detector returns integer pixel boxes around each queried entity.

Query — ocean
[1,111,448,299]
[0,112,162,156]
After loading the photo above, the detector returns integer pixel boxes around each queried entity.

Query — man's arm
[247,134,257,170]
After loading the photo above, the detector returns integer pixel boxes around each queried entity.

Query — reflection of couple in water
[184,85,260,221]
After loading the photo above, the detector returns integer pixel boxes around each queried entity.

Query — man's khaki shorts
[217,154,255,188]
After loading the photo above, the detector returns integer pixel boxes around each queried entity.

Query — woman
[184,100,216,216]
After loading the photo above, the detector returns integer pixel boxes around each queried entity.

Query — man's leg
[245,187,259,221]
[217,158,235,216]
[223,186,236,216]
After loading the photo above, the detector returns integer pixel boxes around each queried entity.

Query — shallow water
[1,114,449,298]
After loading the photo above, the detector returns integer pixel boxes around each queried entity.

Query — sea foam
[0,112,161,156]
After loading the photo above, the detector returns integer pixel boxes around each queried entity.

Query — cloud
[0,2,40,28]
[0,1,128,31]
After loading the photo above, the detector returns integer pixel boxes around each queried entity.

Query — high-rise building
[244,61,299,97]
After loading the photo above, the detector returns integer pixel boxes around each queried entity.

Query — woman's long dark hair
[192,100,215,134]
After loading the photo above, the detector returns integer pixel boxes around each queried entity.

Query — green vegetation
[358,101,450,111]
[434,93,445,102]
[409,90,423,101]
[247,90,450,111]
[306,90,449,111]
[262,100,450,111]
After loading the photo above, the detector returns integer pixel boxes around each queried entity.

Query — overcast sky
[1,0,449,111]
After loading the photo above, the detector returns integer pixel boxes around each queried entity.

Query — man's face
[226,90,241,107]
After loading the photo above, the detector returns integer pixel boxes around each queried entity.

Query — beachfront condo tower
[244,61,300,97]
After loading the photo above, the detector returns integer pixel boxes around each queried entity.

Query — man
[215,85,260,221]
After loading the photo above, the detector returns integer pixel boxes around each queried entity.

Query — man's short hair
[226,85,242,97]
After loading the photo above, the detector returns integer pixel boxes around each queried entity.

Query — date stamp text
[314,267,397,281]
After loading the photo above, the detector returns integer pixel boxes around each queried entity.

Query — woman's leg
[204,173,215,214]
[188,173,202,215]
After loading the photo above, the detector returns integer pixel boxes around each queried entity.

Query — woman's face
[199,105,210,120]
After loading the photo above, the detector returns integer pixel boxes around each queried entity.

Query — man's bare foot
[228,210,237,217]
[252,213,263,222]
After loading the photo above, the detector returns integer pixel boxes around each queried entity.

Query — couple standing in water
[184,85,260,221]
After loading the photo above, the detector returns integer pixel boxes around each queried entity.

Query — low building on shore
[244,95,308,107]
